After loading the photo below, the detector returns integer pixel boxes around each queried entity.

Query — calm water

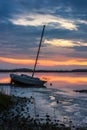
[0,72,87,127]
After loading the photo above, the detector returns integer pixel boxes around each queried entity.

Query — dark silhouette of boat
[10,25,47,87]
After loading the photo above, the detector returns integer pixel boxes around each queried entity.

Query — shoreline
[0,83,10,85]
[0,95,87,130]
[0,83,87,94]
[0,69,87,73]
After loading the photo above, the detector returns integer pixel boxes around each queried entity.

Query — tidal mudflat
[0,72,87,129]
[0,93,87,130]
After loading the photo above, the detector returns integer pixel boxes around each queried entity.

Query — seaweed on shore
[74,90,87,93]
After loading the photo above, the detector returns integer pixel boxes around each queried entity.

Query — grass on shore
[0,93,12,110]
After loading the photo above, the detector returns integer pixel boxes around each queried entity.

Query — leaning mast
[32,25,45,77]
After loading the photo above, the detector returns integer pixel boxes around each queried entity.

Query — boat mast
[32,25,45,77]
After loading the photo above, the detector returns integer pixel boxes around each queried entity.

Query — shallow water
[0,72,87,127]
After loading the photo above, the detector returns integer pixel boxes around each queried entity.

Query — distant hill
[0,68,32,72]
[0,68,87,72]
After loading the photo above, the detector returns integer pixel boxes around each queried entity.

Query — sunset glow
[0,77,10,83]
[0,57,34,65]
[0,1,87,129]
[0,0,87,70]
[48,76,87,84]
[0,57,87,67]
[0,74,87,84]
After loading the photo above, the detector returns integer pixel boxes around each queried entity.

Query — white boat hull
[10,74,46,87]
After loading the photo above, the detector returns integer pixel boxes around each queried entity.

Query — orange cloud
[38,58,87,66]
[0,57,34,65]
[0,57,87,67]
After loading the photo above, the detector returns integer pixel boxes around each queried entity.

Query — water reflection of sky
[0,72,87,127]
[0,72,87,97]
[0,72,87,84]
[10,87,87,127]
[0,72,87,94]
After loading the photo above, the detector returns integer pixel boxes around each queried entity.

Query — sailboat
[10,25,47,87]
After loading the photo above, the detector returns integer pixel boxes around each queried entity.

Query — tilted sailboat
[10,25,47,87]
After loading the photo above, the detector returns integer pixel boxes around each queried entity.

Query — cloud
[9,13,78,30]
[44,39,76,47]
[44,39,87,47]
[73,46,87,52]
[78,20,87,25]
[0,56,87,67]
[0,0,87,69]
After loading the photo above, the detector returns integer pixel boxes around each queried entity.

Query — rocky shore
[0,95,87,130]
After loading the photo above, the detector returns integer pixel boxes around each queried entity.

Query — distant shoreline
[0,69,87,73]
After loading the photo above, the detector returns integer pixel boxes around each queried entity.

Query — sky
[0,0,87,70]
